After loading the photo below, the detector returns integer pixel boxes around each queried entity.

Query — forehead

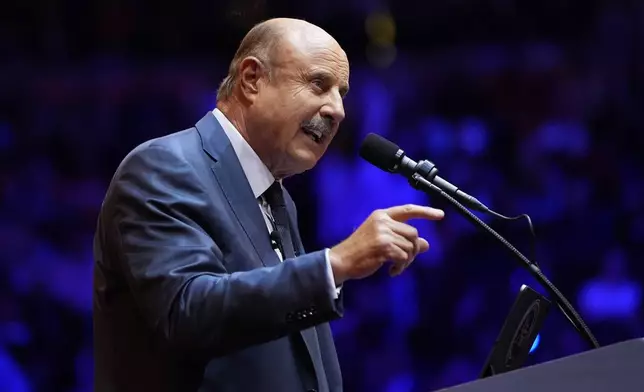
[278,32,350,83]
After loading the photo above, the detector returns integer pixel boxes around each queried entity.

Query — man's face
[248,32,350,178]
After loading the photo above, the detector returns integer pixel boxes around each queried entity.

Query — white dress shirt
[212,108,340,298]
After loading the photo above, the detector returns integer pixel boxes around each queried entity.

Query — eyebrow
[340,83,350,98]
[309,70,350,98]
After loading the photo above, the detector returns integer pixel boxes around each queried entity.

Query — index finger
[385,204,445,222]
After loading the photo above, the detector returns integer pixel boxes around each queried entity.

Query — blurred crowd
[1,1,644,391]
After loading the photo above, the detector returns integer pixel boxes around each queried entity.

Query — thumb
[417,237,430,254]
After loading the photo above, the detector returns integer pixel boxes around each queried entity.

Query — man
[93,18,444,392]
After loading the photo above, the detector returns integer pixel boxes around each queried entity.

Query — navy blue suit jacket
[93,112,344,392]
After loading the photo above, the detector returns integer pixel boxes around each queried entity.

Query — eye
[311,78,325,89]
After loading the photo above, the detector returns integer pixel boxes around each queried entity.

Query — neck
[217,99,279,177]
[217,100,249,141]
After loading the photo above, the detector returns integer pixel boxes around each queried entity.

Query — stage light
[365,11,396,46]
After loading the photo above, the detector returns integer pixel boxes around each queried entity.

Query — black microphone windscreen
[359,133,401,171]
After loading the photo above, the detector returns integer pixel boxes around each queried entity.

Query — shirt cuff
[324,248,342,299]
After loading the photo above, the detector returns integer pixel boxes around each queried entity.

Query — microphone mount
[409,172,600,350]
[414,160,439,181]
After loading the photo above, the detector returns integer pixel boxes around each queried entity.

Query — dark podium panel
[438,338,644,392]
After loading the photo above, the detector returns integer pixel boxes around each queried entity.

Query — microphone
[359,133,489,212]
[358,133,600,350]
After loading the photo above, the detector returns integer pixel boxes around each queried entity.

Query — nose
[320,89,345,126]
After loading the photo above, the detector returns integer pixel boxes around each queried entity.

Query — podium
[438,338,644,391]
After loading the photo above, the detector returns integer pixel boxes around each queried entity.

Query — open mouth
[301,127,326,144]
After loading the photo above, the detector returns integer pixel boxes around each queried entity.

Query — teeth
[303,127,323,143]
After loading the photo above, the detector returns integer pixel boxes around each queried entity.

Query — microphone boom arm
[409,173,600,349]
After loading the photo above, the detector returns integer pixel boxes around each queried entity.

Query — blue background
[1,1,643,391]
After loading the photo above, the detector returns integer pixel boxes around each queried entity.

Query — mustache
[301,117,333,135]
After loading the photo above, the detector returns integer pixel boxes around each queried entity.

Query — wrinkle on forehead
[312,49,350,82]
[276,29,349,82]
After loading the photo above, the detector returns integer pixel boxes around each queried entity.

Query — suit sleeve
[100,144,343,357]
[283,190,343,300]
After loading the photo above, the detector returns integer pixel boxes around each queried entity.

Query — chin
[281,140,327,175]
[297,157,319,173]
[287,151,320,175]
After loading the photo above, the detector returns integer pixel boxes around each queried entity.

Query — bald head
[217,18,342,101]
[216,18,349,179]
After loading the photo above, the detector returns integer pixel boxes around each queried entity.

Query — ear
[238,56,268,103]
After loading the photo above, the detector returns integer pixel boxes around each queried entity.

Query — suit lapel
[285,202,305,257]
[196,112,280,268]
[197,112,324,382]
[283,193,326,386]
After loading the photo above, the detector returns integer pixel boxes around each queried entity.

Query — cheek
[270,94,301,122]
[259,85,291,114]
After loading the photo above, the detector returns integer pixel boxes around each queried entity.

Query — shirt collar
[212,108,275,199]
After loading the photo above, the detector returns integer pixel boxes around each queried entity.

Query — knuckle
[377,212,390,223]
[405,244,415,258]
[376,232,390,246]
[393,247,407,261]
[407,239,416,250]
[375,223,390,237]
[384,244,396,259]
[377,223,390,233]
